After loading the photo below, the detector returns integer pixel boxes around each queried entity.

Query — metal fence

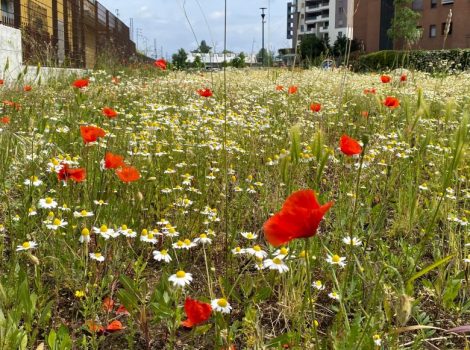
[0,0,136,68]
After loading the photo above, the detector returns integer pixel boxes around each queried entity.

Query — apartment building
[353,0,470,53]
[287,0,354,49]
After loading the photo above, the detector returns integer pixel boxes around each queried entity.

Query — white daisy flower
[245,245,268,259]
[263,257,289,273]
[38,197,57,209]
[328,291,340,300]
[24,176,43,187]
[232,246,245,255]
[211,298,232,313]
[194,233,212,245]
[313,280,325,291]
[240,231,258,240]
[373,334,382,346]
[168,270,192,288]
[273,247,289,258]
[28,208,37,216]
[119,225,137,238]
[46,218,68,230]
[342,236,362,246]
[153,249,172,263]
[89,252,105,262]
[92,225,115,239]
[93,199,108,206]
[326,254,347,268]
[16,241,38,251]
[73,210,94,218]
[80,228,91,243]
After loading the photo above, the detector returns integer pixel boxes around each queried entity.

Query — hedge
[354,49,470,73]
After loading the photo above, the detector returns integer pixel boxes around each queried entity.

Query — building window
[429,24,436,37]
[431,0,437,8]
[339,7,344,13]
[441,22,452,35]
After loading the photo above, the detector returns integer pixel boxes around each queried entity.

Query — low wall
[0,24,88,85]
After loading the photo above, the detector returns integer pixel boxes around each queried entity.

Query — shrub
[354,49,470,73]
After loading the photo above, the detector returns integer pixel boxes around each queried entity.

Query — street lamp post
[260,7,267,67]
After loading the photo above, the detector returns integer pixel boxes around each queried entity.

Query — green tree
[192,40,212,54]
[231,52,246,68]
[256,48,274,66]
[333,33,360,57]
[192,55,204,69]
[172,48,188,69]
[388,0,422,49]
[299,34,330,62]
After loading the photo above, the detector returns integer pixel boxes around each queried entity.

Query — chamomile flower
[93,225,115,239]
[328,291,340,300]
[28,208,37,216]
[38,197,57,209]
[89,252,105,262]
[16,240,38,251]
[73,210,94,218]
[211,298,232,313]
[313,280,325,291]
[326,254,347,267]
[240,231,258,240]
[273,247,289,258]
[142,232,157,243]
[80,228,91,243]
[153,249,172,263]
[58,204,71,212]
[232,246,245,255]
[93,199,108,206]
[119,225,137,238]
[168,270,192,288]
[46,218,68,230]
[373,334,382,346]
[342,236,362,246]
[194,233,212,245]
[24,176,43,187]
[464,255,470,264]
[263,257,289,273]
[246,245,268,259]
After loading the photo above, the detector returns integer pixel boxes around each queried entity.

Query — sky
[98,0,290,59]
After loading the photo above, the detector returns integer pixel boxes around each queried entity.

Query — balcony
[441,0,453,4]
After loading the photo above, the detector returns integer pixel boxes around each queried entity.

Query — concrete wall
[0,24,87,85]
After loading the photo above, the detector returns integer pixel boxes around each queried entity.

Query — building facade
[0,0,135,68]
[354,0,470,53]
[287,0,354,49]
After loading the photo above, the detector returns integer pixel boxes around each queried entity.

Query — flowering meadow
[0,66,469,349]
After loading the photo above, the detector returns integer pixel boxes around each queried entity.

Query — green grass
[0,67,469,349]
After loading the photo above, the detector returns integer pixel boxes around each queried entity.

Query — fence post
[13,0,21,28]
[52,0,58,63]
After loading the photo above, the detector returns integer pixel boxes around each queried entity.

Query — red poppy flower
[23,85,32,92]
[339,134,362,156]
[2,100,21,110]
[106,320,125,332]
[197,88,213,98]
[383,96,400,108]
[310,103,321,112]
[116,305,130,316]
[181,297,212,328]
[363,88,376,95]
[57,163,87,182]
[102,107,118,118]
[288,85,298,94]
[80,125,106,143]
[400,74,407,82]
[154,58,167,70]
[111,76,120,84]
[263,190,333,247]
[86,320,104,333]
[104,152,125,169]
[116,166,140,182]
[1,116,10,124]
[0,79,4,85]
[73,78,89,89]
[102,297,114,312]
[275,85,284,91]
[380,75,391,83]
[361,111,369,118]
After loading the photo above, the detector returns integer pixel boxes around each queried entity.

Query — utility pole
[136,28,142,52]
[260,7,267,67]
[129,18,134,41]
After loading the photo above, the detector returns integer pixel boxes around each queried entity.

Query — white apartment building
[287,0,353,48]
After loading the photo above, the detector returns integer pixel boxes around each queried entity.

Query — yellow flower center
[176,240,184,247]
[148,233,154,239]
[332,255,341,263]
[176,270,186,278]
[80,210,88,216]
[28,208,34,213]
[22,242,31,248]
[141,229,148,236]
[32,176,38,181]
[82,228,90,236]
[45,197,53,204]
[235,247,241,252]
[161,249,167,255]
[272,257,282,265]
[62,204,68,209]
[98,200,104,204]
[53,218,61,225]
[199,234,207,239]
[100,225,108,233]
[183,239,191,245]
[246,233,254,239]
[94,253,102,257]
[299,250,306,258]
[217,298,228,307]
[52,159,59,165]
[253,245,261,252]
[169,228,176,234]
[121,225,128,230]
[280,247,288,255]
[48,212,54,218]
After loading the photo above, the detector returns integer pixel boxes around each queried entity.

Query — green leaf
[406,255,454,291]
